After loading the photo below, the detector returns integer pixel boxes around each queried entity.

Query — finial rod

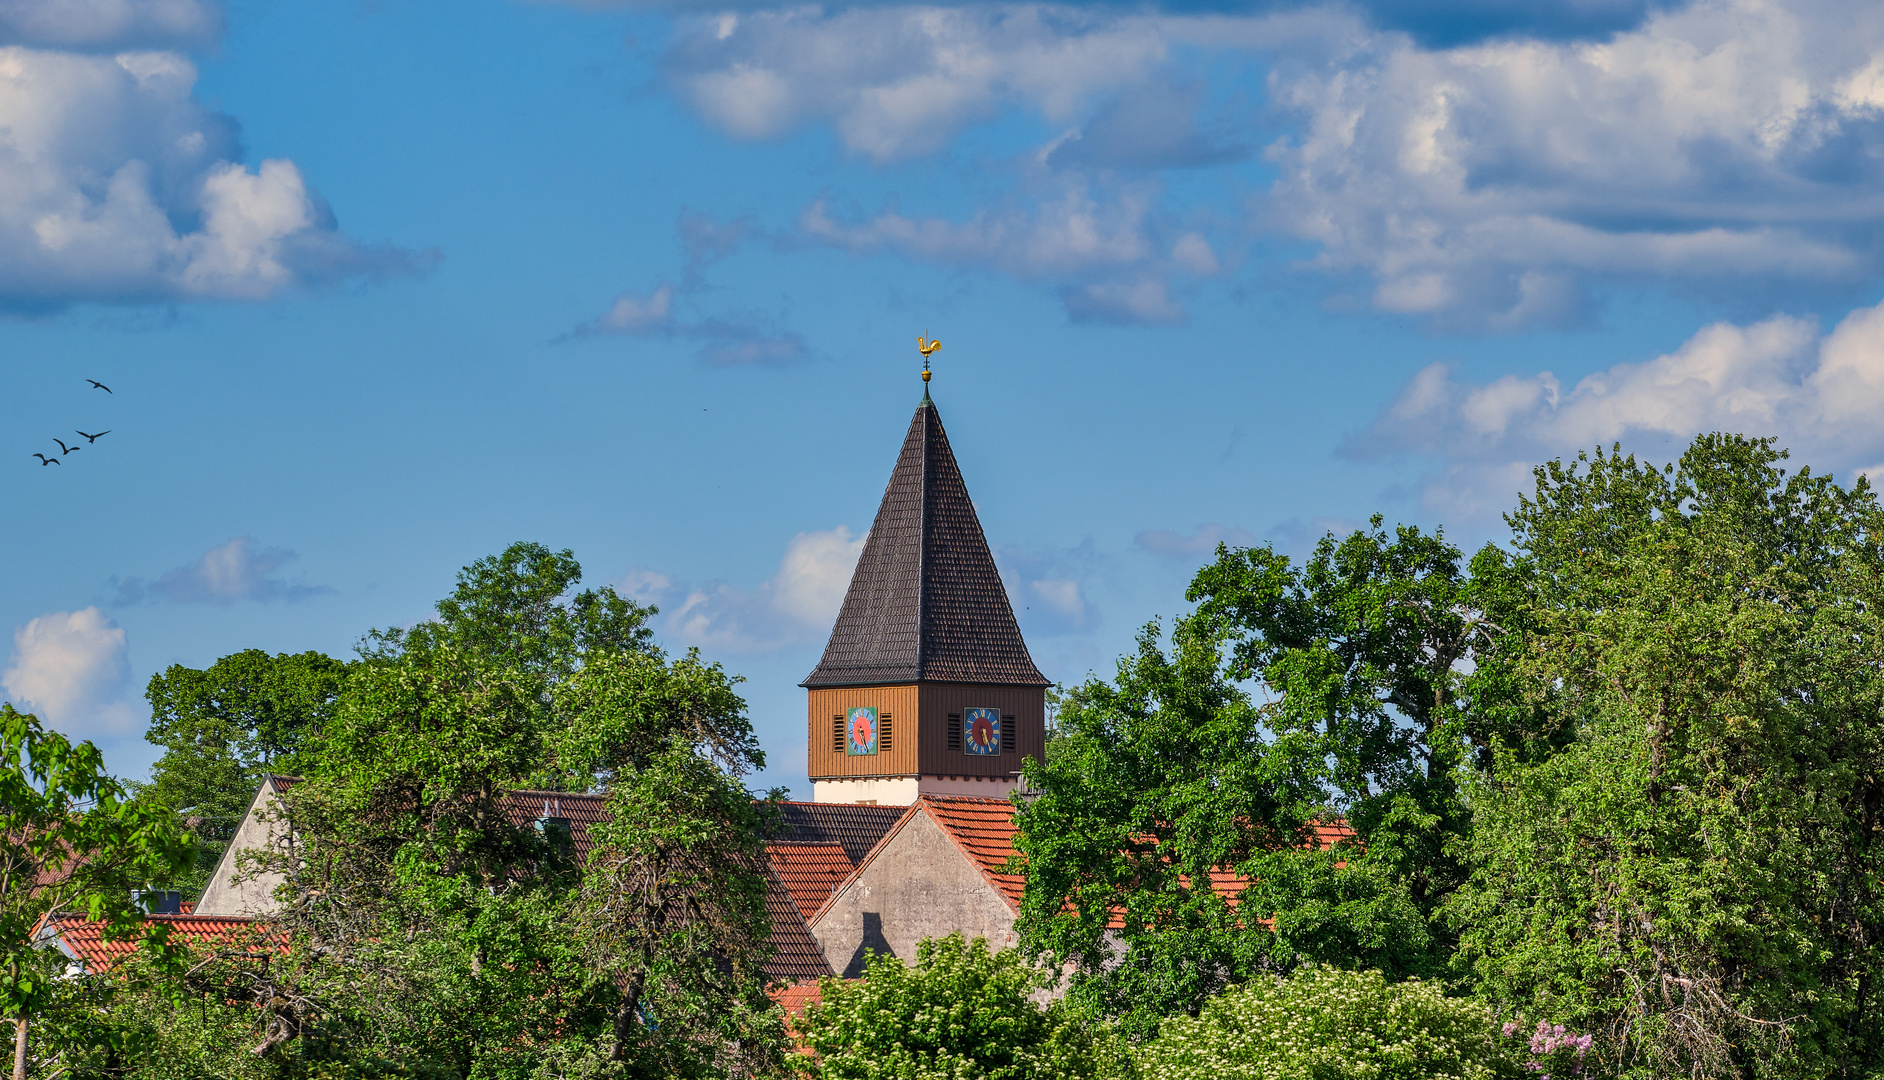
[917,336,940,400]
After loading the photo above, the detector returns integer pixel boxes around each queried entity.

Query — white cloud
[1348,294,1884,516]
[590,283,675,333]
[664,526,866,654]
[801,184,1156,277]
[1267,0,1884,326]
[0,0,219,49]
[114,536,334,605]
[573,280,805,366]
[1135,522,1258,558]
[1027,578,1088,628]
[2,607,134,738]
[616,568,678,608]
[667,5,1171,163]
[800,180,1213,324]
[994,539,1103,635]
[0,46,415,310]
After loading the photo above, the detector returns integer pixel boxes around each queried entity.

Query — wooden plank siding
[917,683,1044,778]
[806,684,921,780]
[806,683,1045,781]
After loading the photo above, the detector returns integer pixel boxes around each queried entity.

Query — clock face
[964,708,1000,755]
[847,706,878,755]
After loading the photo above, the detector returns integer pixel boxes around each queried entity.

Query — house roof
[803,397,1048,688]
[764,869,835,981]
[767,842,854,921]
[766,801,906,865]
[770,979,824,1015]
[34,912,280,972]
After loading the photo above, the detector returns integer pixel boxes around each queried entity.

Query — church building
[803,380,1050,805]
[180,369,1046,1002]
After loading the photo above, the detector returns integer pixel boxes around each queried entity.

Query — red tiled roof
[768,842,853,921]
[764,871,835,981]
[769,979,824,1015]
[35,912,282,972]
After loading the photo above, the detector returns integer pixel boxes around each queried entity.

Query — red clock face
[847,707,877,755]
[965,708,999,754]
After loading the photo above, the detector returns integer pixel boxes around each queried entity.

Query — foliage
[1011,617,1322,1032]
[192,544,786,1078]
[1132,966,1525,1080]
[1013,518,1516,1031]
[361,540,656,680]
[140,649,350,896]
[795,934,1120,1080]
[1451,436,1884,1078]
[560,649,784,1076]
[0,705,193,1079]
[1185,517,1524,920]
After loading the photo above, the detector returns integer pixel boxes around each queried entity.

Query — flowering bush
[1132,966,1530,1080]
[794,933,1122,1080]
[1502,1019,1593,1078]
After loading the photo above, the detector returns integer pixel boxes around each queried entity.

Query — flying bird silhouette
[76,430,109,443]
[32,454,58,466]
[53,439,76,455]
[86,380,111,393]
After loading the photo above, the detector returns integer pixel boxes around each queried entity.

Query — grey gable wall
[808,809,1017,978]
[194,777,291,917]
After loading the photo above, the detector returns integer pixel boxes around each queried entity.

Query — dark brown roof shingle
[803,397,1048,688]
[766,800,906,865]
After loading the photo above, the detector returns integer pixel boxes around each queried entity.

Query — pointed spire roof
[803,397,1048,688]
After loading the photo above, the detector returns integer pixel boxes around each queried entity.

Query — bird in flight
[86,380,111,393]
[53,438,77,455]
[76,430,109,443]
[32,454,59,466]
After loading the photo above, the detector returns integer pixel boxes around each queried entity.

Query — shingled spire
[803,398,1047,688]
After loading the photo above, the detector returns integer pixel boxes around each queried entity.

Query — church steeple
[803,397,1046,689]
[803,383,1049,805]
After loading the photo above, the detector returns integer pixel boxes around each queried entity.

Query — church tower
[802,376,1049,805]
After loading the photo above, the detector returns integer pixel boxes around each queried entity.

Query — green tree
[209,545,784,1078]
[362,540,656,679]
[1186,517,1520,920]
[0,705,193,1080]
[1451,435,1884,1078]
[1133,966,1533,1080]
[557,649,784,1077]
[244,645,601,1070]
[795,934,1120,1080]
[141,649,349,896]
[1015,519,1521,1032]
[1012,618,1328,1034]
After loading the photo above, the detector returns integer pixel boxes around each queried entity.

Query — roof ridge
[915,400,930,678]
[806,802,925,926]
[918,798,1022,915]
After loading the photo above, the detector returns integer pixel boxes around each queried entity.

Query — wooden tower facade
[803,390,1048,804]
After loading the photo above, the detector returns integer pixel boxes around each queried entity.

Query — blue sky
[6,0,1884,796]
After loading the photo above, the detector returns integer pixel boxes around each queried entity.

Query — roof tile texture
[764,871,835,980]
[767,841,854,921]
[767,801,906,865]
[38,913,280,971]
[804,399,1047,688]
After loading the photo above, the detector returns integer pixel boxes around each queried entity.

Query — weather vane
[918,336,940,387]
